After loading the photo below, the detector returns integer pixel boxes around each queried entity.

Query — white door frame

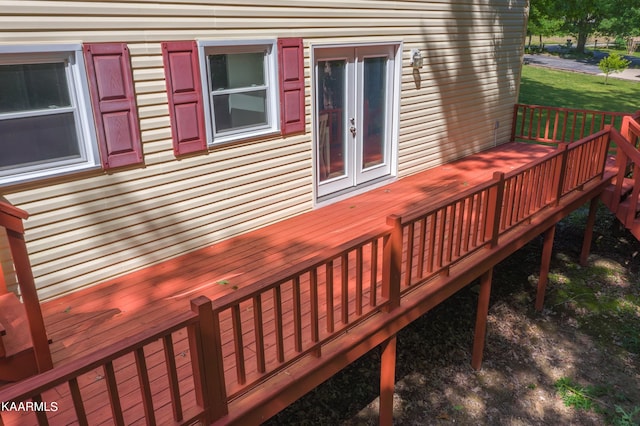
[311,41,401,203]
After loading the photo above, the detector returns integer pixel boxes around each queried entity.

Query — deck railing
[206,228,391,407]
[398,128,612,291]
[0,298,215,425]
[609,113,640,226]
[0,123,617,426]
[511,104,630,144]
[398,177,502,290]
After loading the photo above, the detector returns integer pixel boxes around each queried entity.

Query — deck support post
[379,334,397,426]
[580,196,599,266]
[471,268,493,370]
[535,224,556,311]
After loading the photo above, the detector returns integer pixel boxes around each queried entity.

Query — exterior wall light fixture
[410,48,423,69]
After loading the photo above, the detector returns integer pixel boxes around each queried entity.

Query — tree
[547,0,640,53]
[527,0,563,49]
[597,53,631,84]
[550,0,613,53]
[598,4,640,54]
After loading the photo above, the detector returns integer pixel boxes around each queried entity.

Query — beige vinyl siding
[1,0,528,300]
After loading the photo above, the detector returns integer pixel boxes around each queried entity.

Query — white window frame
[0,44,99,186]
[197,39,280,146]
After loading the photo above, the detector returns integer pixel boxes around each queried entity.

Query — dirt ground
[266,205,640,425]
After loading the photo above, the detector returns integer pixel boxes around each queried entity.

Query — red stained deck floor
[2,142,562,424]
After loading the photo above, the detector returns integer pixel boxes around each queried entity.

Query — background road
[524,46,640,82]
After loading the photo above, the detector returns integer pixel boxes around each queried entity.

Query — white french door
[315,44,396,198]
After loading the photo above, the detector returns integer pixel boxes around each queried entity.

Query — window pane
[213,90,267,132]
[0,113,81,170]
[209,52,265,90]
[0,63,71,113]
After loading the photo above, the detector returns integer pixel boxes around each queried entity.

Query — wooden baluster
[404,222,414,287]
[552,109,560,142]
[527,107,535,139]
[427,213,437,273]
[454,198,465,258]
[134,347,155,426]
[325,261,334,333]
[369,238,378,307]
[309,269,321,357]
[231,305,245,385]
[253,295,265,372]
[544,107,551,140]
[355,246,363,316]
[436,209,446,267]
[104,361,125,426]
[293,276,303,352]
[273,287,285,363]
[32,394,49,426]
[445,204,456,263]
[417,217,427,278]
[162,334,183,422]
[68,377,89,426]
[340,253,349,325]
[462,198,473,252]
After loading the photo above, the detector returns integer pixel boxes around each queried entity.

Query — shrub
[598,53,631,84]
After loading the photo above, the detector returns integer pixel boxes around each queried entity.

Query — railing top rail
[210,225,392,312]
[0,310,198,402]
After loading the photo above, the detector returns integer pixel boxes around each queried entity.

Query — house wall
[0,0,528,300]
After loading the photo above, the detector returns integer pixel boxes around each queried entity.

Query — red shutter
[278,38,305,136]
[83,43,143,169]
[161,41,208,156]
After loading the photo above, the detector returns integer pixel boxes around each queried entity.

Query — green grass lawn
[518,65,639,113]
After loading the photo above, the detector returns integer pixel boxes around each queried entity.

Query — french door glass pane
[317,59,346,181]
[362,57,387,169]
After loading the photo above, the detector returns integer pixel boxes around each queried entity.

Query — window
[0,45,98,185]
[198,40,280,145]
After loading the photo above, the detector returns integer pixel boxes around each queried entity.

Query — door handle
[349,117,356,136]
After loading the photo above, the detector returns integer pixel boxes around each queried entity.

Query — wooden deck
[0,134,620,425]
[42,143,556,364]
